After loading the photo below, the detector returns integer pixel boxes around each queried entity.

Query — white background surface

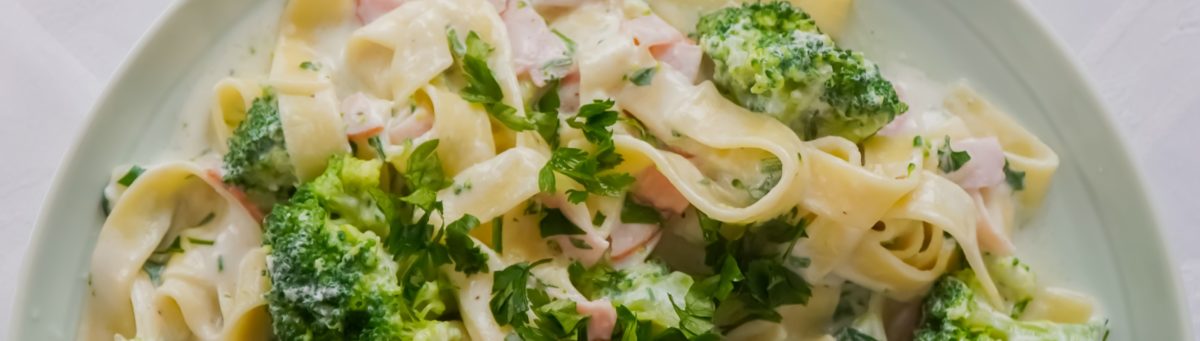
[1,0,1198,336]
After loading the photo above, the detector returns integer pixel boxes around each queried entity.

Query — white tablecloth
[2,0,1197,336]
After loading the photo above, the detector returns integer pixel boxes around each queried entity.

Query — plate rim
[9,0,1193,339]
[999,0,1194,338]
[8,0,196,338]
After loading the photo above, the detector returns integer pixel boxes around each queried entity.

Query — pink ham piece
[386,111,434,141]
[651,43,702,84]
[575,299,617,341]
[609,222,661,261]
[502,2,570,86]
[622,14,703,83]
[355,0,404,24]
[623,15,684,48]
[557,72,581,113]
[946,137,1006,190]
[631,167,690,215]
[970,189,1015,255]
[542,195,610,265]
[341,93,390,140]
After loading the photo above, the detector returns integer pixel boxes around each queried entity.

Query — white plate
[10,0,1193,339]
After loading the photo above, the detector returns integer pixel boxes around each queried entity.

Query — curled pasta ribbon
[882,172,1003,306]
[346,0,522,110]
[588,38,806,223]
[210,78,262,151]
[943,85,1059,217]
[81,163,270,341]
[796,137,921,279]
[833,219,958,301]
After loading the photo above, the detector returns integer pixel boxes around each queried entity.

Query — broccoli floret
[264,154,462,340]
[986,255,1038,317]
[305,154,398,237]
[914,270,1108,341]
[696,2,907,143]
[223,89,297,205]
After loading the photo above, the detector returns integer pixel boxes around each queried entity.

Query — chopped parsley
[539,99,635,203]
[1003,160,1026,191]
[217,255,225,272]
[447,29,535,131]
[401,139,451,209]
[187,237,215,246]
[299,61,320,71]
[367,135,386,160]
[620,196,662,225]
[195,212,216,226]
[592,212,607,227]
[530,80,562,148]
[835,327,880,341]
[154,236,185,255]
[538,148,635,204]
[490,259,551,326]
[452,180,473,195]
[539,208,586,237]
[100,191,112,216]
[628,66,658,86]
[444,214,490,275]
[937,136,971,173]
[143,260,167,286]
[492,217,504,254]
[117,165,145,187]
[692,210,813,328]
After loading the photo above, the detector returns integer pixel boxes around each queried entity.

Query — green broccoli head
[223,89,298,205]
[305,155,397,237]
[914,270,1108,341]
[986,255,1038,317]
[696,2,907,143]
[264,154,460,340]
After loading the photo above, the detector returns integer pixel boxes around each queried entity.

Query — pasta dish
[80,0,1111,340]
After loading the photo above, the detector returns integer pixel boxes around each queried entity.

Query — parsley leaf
[693,210,813,329]
[530,80,562,148]
[592,212,607,227]
[937,136,971,173]
[628,66,658,86]
[492,217,505,254]
[539,208,586,237]
[195,212,216,226]
[539,147,635,200]
[117,165,145,187]
[448,29,535,131]
[835,328,880,341]
[445,214,490,275]
[187,237,214,246]
[621,196,662,225]
[404,139,451,191]
[568,99,620,147]
[299,61,320,71]
[1003,160,1026,191]
[491,259,551,327]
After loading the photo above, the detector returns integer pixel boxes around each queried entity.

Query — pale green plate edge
[9,0,1193,339]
